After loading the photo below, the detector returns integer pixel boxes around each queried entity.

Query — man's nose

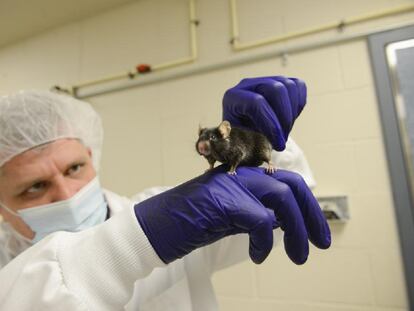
[51,177,77,202]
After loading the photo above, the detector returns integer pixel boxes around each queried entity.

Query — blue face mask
[1,177,108,243]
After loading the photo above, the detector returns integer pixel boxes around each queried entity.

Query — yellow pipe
[229,0,240,44]
[346,4,414,24]
[234,21,341,51]
[73,72,129,89]
[152,57,195,71]
[230,1,414,51]
[70,0,198,93]
[150,0,198,72]
[189,0,198,59]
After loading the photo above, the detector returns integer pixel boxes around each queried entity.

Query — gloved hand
[223,76,307,151]
[134,166,331,265]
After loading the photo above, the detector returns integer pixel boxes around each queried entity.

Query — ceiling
[0,0,137,48]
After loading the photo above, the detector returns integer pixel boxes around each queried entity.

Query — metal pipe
[68,0,198,94]
[229,0,414,51]
[76,20,414,99]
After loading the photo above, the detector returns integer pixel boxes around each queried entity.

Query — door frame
[368,24,414,308]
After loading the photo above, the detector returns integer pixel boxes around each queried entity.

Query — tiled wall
[0,0,412,309]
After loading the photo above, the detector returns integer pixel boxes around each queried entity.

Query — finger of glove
[288,77,307,116]
[273,170,331,249]
[240,76,305,120]
[227,201,275,264]
[223,88,287,150]
[255,81,292,140]
[269,76,300,122]
[235,76,288,91]
[234,76,302,132]
[249,209,275,264]
[250,76,303,118]
[235,171,309,265]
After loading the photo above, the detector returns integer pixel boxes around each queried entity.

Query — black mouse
[196,120,275,175]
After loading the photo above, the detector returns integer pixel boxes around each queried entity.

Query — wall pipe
[229,0,414,51]
[61,0,198,96]
[76,20,414,99]
[151,0,198,71]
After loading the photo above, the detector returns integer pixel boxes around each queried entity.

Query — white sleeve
[271,137,316,188]
[0,206,165,311]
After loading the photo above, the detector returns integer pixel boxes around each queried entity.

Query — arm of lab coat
[0,207,165,311]
[271,137,316,188]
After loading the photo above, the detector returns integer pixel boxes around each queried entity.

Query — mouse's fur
[196,121,275,174]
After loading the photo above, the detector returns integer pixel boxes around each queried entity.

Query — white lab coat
[0,138,314,310]
[0,188,283,311]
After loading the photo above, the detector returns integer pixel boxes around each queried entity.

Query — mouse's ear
[218,120,231,138]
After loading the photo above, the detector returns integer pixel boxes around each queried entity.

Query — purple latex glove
[134,166,331,265]
[223,76,307,151]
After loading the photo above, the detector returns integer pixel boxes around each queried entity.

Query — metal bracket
[317,195,349,222]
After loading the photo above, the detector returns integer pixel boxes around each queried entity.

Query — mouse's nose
[197,141,210,155]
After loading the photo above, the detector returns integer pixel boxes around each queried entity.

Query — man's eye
[67,163,84,175]
[26,182,47,194]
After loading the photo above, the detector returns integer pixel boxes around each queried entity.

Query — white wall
[0,0,413,310]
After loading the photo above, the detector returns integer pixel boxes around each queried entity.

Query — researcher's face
[0,139,96,239]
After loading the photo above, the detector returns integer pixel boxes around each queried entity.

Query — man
[0,76,330,310]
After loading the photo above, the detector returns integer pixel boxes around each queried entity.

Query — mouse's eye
[210,135,216,141]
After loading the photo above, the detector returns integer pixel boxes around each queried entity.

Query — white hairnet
[0,90,103,170]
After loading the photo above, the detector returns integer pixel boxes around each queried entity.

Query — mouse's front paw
[265,165,276,174]
[227,170,237,175]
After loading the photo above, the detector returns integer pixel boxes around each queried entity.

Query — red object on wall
[136,64,152,73]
